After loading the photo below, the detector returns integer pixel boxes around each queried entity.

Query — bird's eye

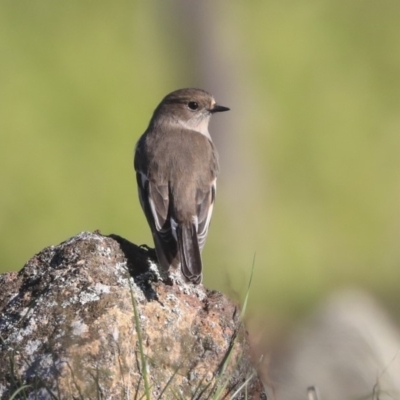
[188,101,199,110]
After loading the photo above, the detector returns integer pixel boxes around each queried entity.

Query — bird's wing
[136,171,168,234]
[136,170,179,270]
[135,139,179,270]
[196,179,216,251]
[134,139,169,231]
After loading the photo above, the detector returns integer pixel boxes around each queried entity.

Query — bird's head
[151,88,229,136]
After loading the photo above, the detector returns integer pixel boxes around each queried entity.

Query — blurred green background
[1,0,400,328]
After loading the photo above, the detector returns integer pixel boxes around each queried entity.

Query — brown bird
[134,88,229,284]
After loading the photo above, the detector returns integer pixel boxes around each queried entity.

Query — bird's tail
[177,223,202,284]
[152,231,179,271]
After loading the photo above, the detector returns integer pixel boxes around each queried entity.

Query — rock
[0,232,265,399]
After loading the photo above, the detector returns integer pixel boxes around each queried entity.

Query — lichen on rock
[0,232,265,399]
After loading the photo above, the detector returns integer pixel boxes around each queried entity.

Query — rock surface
[0,232,265,399]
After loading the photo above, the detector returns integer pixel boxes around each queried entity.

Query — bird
[134,88,229,284]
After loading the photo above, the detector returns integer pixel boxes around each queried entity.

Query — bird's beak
[209,104,230,113]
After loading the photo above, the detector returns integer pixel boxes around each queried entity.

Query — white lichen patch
[78,290,100,305]
[25,339,42,356]
[97,246,112,258]
[27,387,51,400]
[148,260,166,281]
[169,269,186,286]
[62,231,104,246]
[94,282,110,294]
[166,293,178,303]
[10,317,38,342]
[170,306,183,317]
[167,270,207,299]
[114,261,130,286]
[71,320,88,336]
[62,285,109,307]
